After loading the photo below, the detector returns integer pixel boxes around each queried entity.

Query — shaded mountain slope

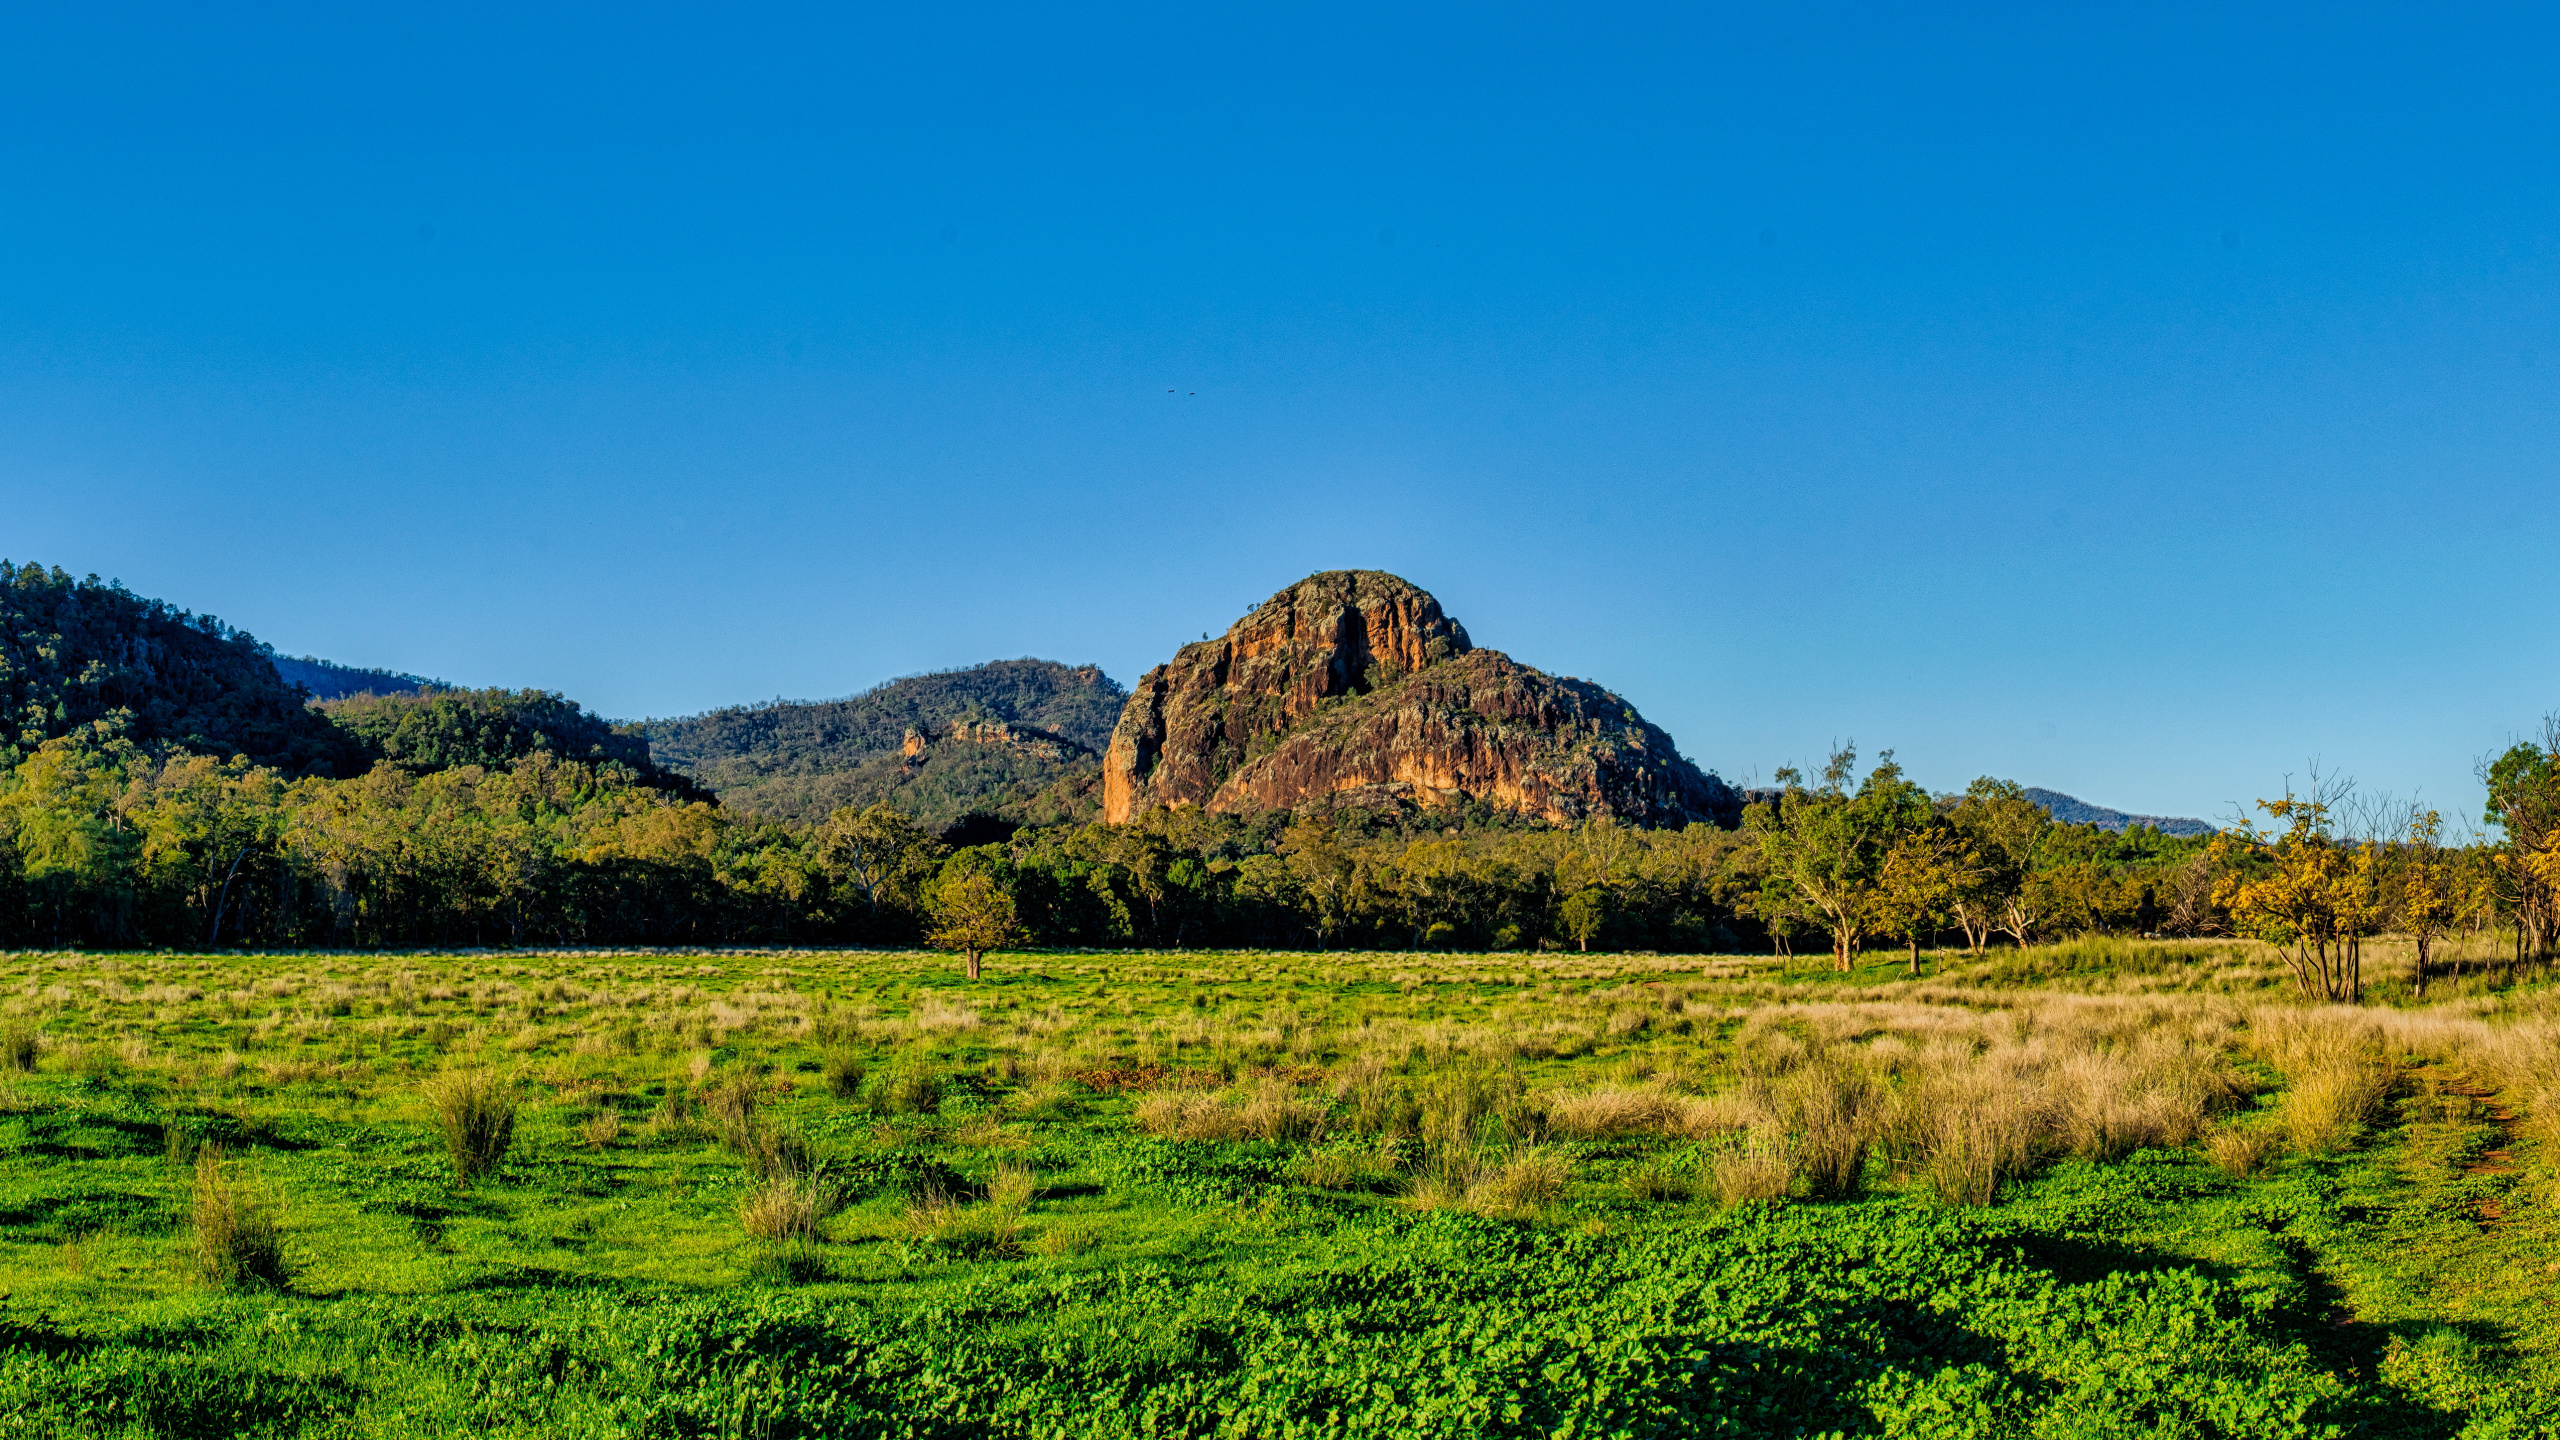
[0,561,352,773]
[272,656,438,700]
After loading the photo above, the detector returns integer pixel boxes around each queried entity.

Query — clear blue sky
[6,4,2555,825]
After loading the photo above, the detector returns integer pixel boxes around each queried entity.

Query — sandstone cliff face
[1102,571,1736,827]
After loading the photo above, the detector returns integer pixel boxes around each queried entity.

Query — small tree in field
[1877,826,1964,975]
[1748,745,1932,972]
[929,867,1023,982]
[2215,793,2385,1003]
[2397,808,2460,997]
[1559,888,1609,952]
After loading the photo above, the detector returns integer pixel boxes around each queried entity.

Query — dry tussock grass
[1546,1085,1716,1139]
[739,1171,842,1243]
[190,1147,288,1289]
[1402,1146,1568,1218]
[911,998,983,1032]
[1133,1078,1328,1142]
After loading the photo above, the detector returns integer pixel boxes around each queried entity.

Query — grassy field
[1,937,2556,1437]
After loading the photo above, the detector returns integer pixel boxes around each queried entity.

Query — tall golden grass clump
[1401,1146,1568,1218]
[1775,1060,1879,1199]
[703,1071,764,1151]
[2251,1011,2399,1154]
[1133,1079,1327,1142]
[986,1161,1038,1209]
[1286,1144,1379,1190]
[2205,1121,2282,1176]
[2277,1056,2396,1154]
[1709,1132,1795,1205]
[1416,1062,1536,1150]
[2463,1018,2560,1146]
[423,1069,517,1186]
[739,1170,843,1244]
[902,1184,1025,1256]
[0,1022,37,1073]
[1878,1061,2045,1206]
[1547,1086,1713,1140]
[578,1109,623,1149]
[189,1147,288,1289]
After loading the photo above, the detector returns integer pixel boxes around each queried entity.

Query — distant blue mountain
[2024,787,2214,837]
[272,655,440,701]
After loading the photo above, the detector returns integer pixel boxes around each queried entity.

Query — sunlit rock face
[1102,570,1737,829]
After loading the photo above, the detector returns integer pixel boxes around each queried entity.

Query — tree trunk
[2413,936,2430,997]
[966,949,982,982]
[1907,937,1920,975]
[206,847,250,948]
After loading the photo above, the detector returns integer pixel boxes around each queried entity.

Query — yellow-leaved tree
[2214,795,2385,1003]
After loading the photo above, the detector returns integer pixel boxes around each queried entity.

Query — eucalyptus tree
[1747,745,1934,972]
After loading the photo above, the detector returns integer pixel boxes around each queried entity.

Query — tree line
[9,711,2555,979]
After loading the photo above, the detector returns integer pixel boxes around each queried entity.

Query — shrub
[189,1147,288,1289]
[822,1051,865,1099]
[423,1069,517,1186]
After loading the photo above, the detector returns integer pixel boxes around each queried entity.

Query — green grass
[0,941,2552,1437]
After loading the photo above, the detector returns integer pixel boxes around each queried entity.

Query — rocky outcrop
[907,717,1089,766]
[1103,571,1737,828]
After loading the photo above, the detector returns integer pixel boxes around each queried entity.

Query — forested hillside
[639,659,1123,826]
[321,687,706,800]
[0,562,351,775]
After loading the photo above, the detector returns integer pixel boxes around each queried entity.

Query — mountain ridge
[637,658,1124,827]
[2023,787,2214,837]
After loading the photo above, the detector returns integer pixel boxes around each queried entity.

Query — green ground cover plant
[0,937,2554,1437]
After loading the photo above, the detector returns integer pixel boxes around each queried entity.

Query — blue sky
[5,4,2555,824]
